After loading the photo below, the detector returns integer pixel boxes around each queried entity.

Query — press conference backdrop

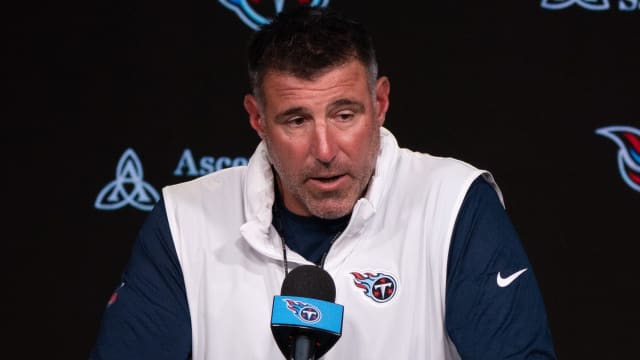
[6,0,638,358]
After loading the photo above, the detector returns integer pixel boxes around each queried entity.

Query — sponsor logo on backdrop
[541,0,639,10]
[595,125,640,192]
[95,148,160,211]
[96,148,249,211]
[173,149,248,176]
[219,0,330,30]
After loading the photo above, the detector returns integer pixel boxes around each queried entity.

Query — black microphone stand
[292,334,315,360]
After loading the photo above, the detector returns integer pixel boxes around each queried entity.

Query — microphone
[271,265,344,360]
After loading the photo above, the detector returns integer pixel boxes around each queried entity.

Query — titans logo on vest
[351,272,398,303]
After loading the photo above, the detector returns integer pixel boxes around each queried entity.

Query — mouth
[312,174,343,182]
[308,174,347,190]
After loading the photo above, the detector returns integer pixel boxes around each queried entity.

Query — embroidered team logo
[284,299,322,323]
[595,125,640,192]
[351,272,397,303]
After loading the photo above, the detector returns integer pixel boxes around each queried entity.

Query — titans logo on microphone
[284,299,322,323]
[351,272,398,303]
[595,125,640,193]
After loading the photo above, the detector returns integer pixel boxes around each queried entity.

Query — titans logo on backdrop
[219,0,330,30]
[596,125,640,192]
[541,0,640,10]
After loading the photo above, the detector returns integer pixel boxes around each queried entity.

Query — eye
[286,116,306,127]
[335,111,355,122]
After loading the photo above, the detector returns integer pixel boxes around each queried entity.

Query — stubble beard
[265,131,380,220]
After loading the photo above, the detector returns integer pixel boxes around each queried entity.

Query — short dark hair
[247,6,378,101]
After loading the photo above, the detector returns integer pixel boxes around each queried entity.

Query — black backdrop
[6,0,639,358]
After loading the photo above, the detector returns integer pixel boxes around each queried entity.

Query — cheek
[269,136,308,163]
[343,126,378,158]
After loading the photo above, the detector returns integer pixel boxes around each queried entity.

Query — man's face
[244,59,390,219]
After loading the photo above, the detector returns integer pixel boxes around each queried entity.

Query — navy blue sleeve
[445,176,556,359]
[90,198,192,360]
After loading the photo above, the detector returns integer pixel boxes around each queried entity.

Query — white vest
[163,128,499,359]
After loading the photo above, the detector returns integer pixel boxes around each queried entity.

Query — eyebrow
[275,106,309,123]
[274,98,366,122]
[328,99,365,113]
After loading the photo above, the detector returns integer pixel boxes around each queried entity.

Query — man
[91,6,556,359]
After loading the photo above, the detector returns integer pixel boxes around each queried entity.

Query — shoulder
[394,150,495,197]
[163,165,247,203]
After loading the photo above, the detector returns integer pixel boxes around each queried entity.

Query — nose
[311,120,337,164]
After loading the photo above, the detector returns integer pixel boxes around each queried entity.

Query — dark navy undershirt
[271,184,350,265]
[89,175,556,359]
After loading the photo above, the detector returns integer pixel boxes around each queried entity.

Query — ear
[244,94,265,139]
[374,76,390,126]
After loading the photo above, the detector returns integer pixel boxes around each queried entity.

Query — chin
[308,200,354,219]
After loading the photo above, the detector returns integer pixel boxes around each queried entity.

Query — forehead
[261,61,370,110]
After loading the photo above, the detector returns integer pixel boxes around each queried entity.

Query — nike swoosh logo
[496,268,528,287]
